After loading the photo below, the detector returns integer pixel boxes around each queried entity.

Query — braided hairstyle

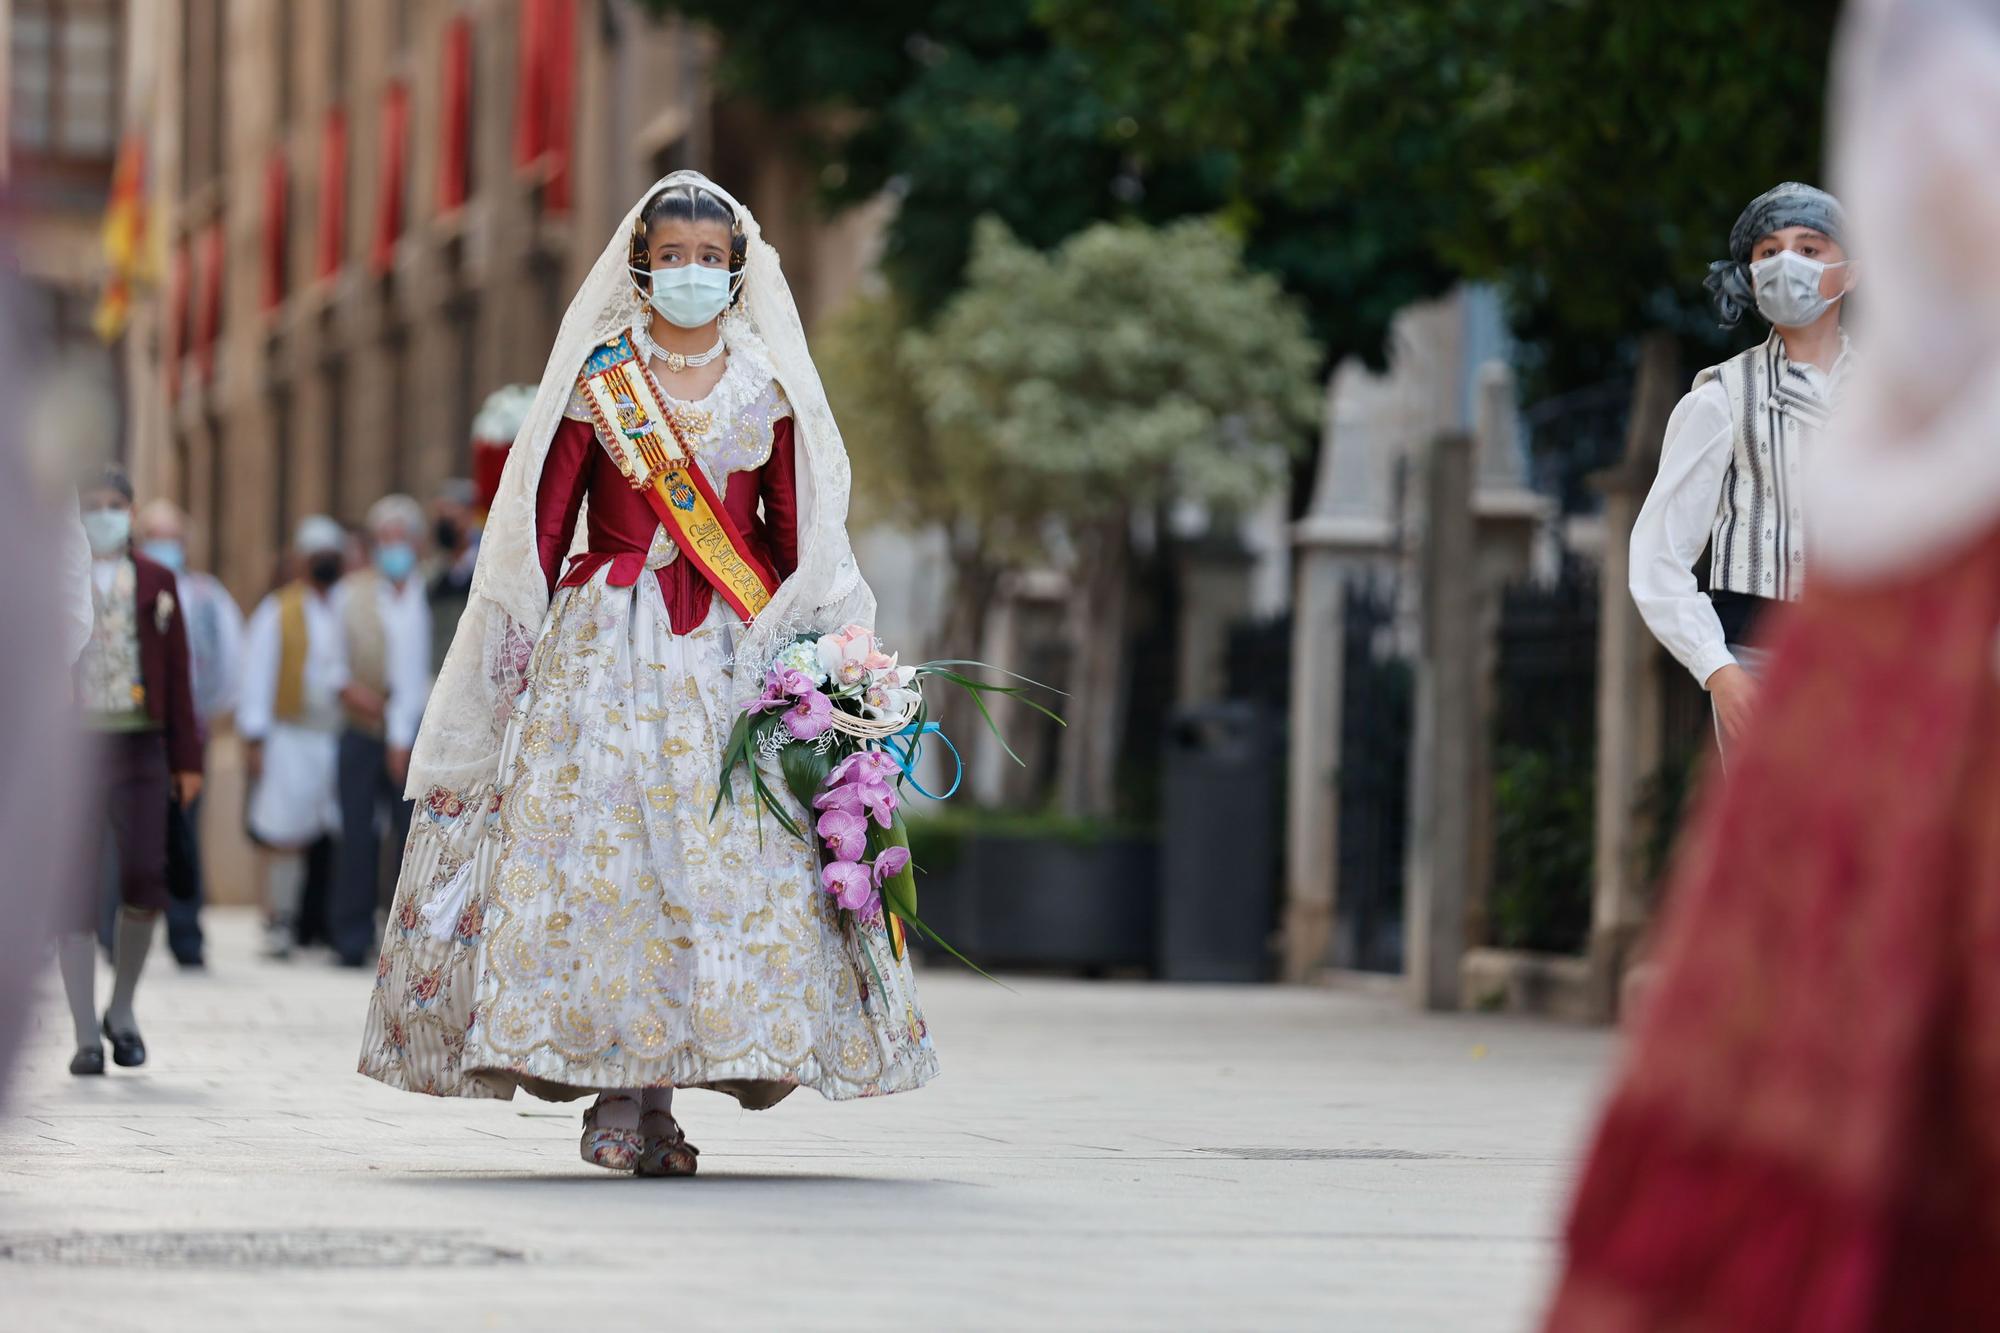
[629,182,746,305]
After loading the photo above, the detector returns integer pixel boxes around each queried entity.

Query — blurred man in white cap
[131,498,243,968]
[238,514,347,957]
[328,494,432,968]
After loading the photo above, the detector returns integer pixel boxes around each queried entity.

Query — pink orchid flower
[743,681,789,715]
[771,664,818,696]
[812,781,865,814]
[829,750,901,787]
[821,859,877,912]
[816,807,870,861]
[872,845,911,887]
[782,688,834,740]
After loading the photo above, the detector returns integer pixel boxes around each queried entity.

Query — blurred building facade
[109,0,887,606]
[5,0,127,419]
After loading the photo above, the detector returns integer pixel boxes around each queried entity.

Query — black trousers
[330,729,412,964]
[78,730,170,935]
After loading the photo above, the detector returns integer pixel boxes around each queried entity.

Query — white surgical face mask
[82,508,131,557]
[1751,250,1849,329]
[633,263,736,329]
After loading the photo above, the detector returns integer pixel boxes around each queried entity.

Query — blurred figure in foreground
[238,516,347,958]
[329,495,432,968]
[132,499,243,968]
[0,350,95,1105]
[62,467,203,1074]
[1546,1,2000,1327]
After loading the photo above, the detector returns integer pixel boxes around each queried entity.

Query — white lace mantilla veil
[405,170,876,798]
[1810,0,2000,580]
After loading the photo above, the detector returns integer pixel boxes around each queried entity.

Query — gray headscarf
[1704,182,1848,328]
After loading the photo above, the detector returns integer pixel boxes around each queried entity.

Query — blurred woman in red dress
[1546,1,2000,1327]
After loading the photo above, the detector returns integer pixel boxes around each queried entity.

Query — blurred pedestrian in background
[1546,0,2000,1326]
[131,499,243,969]
[62,466,203,1075]
[425,479,478,676]
[1631,182,1856,748]
[238,515,347,959]
[329,495,432,969]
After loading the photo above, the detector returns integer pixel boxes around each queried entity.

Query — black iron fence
[1334,577,1411,974]
[1489,562,1600,954]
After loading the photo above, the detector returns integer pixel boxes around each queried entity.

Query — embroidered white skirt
[358,573,937,1109]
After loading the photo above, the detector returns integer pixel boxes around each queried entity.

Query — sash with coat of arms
[574,332,780,622]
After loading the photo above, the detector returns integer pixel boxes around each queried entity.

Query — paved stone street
[3,911,1610,1332]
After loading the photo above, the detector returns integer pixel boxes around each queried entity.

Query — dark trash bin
[1158,700,1281,981]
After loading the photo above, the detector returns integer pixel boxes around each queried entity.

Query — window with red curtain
[436,14,472,214]
[370,79,410,275]
[316,104,348,280]
[164,239,190,402]
[261,149,288,314]
[195,219,224,383]
[512,0,575,213]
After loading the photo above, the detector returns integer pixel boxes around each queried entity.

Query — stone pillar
[1587,334,1682,1017]
[1281,362,1398,980]
[1405,432,1478,1010]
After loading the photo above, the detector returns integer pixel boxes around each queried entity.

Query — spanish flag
[92,133,152,343]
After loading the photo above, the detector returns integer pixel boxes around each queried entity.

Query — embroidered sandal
[635,1110,700,1178]
[579,1096,642,1172]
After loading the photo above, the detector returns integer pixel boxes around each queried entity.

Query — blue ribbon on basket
[883,721,963,800]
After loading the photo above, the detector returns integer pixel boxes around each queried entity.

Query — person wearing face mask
[326,494,432,968]
[237,515,349,958]
[61,466,203,1075]
[130,499,243,969]
[359,174,936,1179]
[1630,182,1857,747]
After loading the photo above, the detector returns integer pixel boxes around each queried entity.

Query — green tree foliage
[655,2,1138,318]
[901,217,1320,815]
[642,0,1439,368]
[1040,0,1841,391]
[906,218,1320,514]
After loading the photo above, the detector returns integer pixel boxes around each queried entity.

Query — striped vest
[1696,334,1841,603]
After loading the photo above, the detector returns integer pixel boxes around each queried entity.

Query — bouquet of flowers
[714,624,1059,970]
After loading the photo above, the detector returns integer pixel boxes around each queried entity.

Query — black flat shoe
[69,1044,105,1076]
[101,1017,146,1068]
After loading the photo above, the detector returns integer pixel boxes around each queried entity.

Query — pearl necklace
[639,325,725,374]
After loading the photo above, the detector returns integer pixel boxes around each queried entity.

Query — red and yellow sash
[576,332,778,622]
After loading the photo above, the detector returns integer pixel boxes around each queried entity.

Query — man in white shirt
[131,499,244,969]
[329,495,433,968]
[239,515,349,957]
[1630,182,1856,743]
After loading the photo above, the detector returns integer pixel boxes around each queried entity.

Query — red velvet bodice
[535,413,799,634]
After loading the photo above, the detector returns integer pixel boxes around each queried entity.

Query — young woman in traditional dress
[359,173,936,1175]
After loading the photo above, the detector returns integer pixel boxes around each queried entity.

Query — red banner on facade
[513,0,576,214]
[316,105,348,280]
[437,15,472,214]
[371,79,410,275]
